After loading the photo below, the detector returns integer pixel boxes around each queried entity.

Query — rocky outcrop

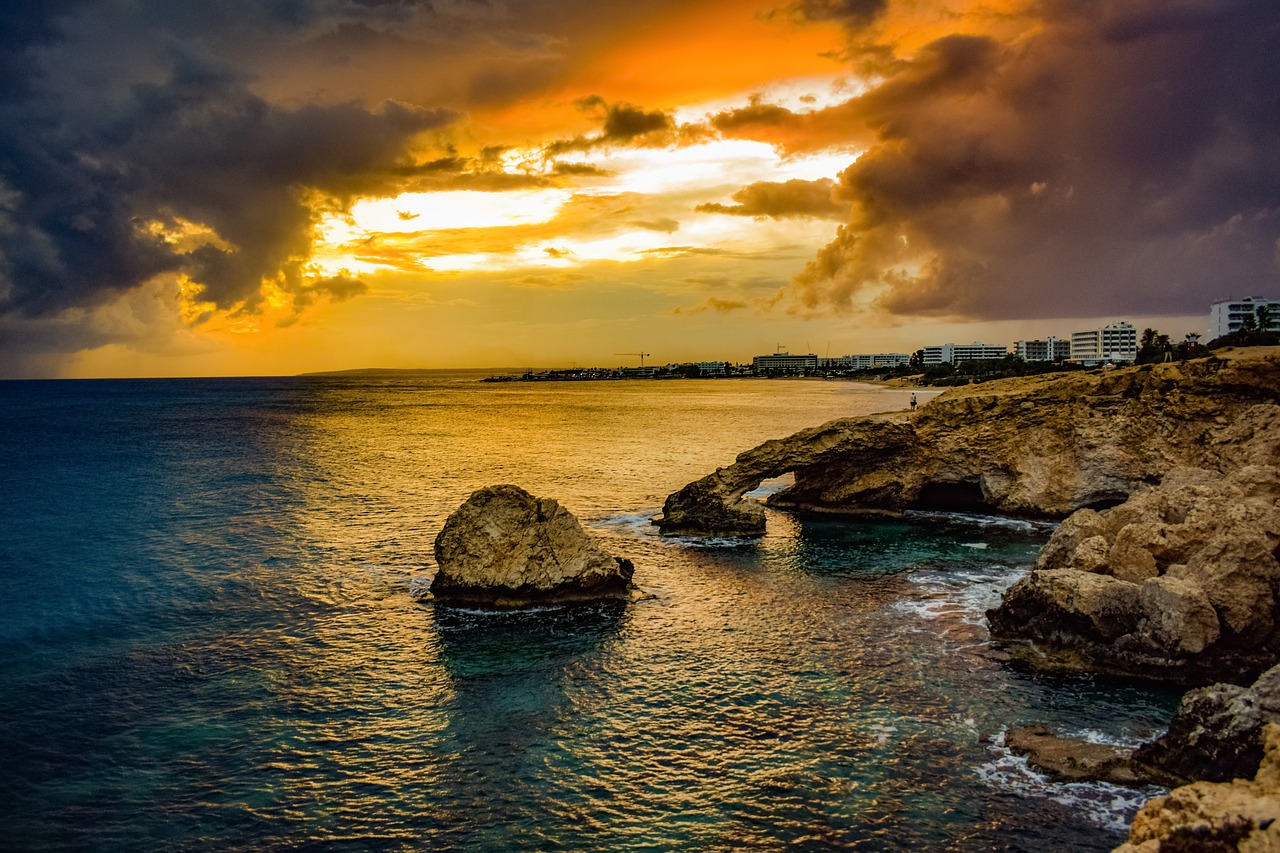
[987,465,1280,684]
[1005,724,1172,787]
[1114,724,1280,853]
[431,485,634,608]
[1136,665,1280,784]
[658,349,1280,535]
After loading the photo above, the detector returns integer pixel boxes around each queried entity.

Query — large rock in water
[1114,724,1280,853]
[430,485,634,608]
[1135,664,1280,784]
[987,465,1280,684]
[658,348,1280,535]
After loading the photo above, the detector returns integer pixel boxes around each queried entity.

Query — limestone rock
[1136,665,1280,784]
[659,350,1280,536]
[1038,508,1108,570]
[1109,523,1162,583]
[1139,576,1221,656]
[1115,724,1280,853]
[431,485,634,608]
[1073,535,1113,573]
[987,568,1142,646]
[988,463,1280,685]
[1005,724,1167,787]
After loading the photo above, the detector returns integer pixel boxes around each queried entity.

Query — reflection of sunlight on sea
[0,375,1182,851]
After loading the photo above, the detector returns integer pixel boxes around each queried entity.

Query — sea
[0,372,1182,852]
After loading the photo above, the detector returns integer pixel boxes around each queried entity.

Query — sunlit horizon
[2,1,1275,379]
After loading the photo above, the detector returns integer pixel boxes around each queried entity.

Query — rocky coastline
[657,347,1279,536]
[657,347,1280,849]
[987,464,1280,686]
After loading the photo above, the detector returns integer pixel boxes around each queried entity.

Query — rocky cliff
[658,348,1280,536]
[1114,724,1280,853]
[1136,663,1280,784]
[988,465,1280,684]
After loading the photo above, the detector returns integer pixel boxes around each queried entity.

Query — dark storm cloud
[792,0,1280,321]
[295,273,369,307]
[545,96,676,155]
[709,96,872,152]
[782,0,888,27]
[551,161,614,177]
[711,101,800,132]
[0,5,455,341]
[697,178,845,219]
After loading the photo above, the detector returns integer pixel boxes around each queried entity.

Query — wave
[977,729,1164,833]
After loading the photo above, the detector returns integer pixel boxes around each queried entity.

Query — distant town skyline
[1,2,1278,379]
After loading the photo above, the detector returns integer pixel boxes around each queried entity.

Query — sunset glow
[1,1,1276,378]
[312,139,861,280]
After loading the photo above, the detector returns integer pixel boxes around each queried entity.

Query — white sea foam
[891,563,1027,628]
[905,509,1058,532]
[1060,727,1154,750]
[592,512,765,549]
[593,511,663,536]
[977,729,1164,833]
[408,576,433,599]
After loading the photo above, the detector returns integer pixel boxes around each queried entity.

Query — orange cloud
[477,0,847,141]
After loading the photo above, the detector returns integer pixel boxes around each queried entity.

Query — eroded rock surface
[987,465,1280,684]
[1136,665,1280,783]
[658,349,1280,535]
[1114,724,1280,853]
[431,485,634,608]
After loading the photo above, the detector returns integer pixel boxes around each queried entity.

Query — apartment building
[752,352,819,374]
[1014,337,1071,362]
[1070,321,1137,365]
[1209,297,1280,339]
[820,353,911,370]
[922,342,1009,365]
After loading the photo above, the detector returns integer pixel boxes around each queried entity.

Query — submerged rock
[987,465,1280,684]
[1135,664,1280,784]
[1115,724,1280,853]
[658,349,1280,535]
[430,485,634,608]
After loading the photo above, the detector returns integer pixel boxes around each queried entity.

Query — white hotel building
[1209,297,1280,339]
[752,352,819,374]
[1070,321,1137,365]
[821,353,912,370]
[1015,337,1071,362]
[922,342,1009,365]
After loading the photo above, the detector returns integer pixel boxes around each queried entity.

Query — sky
[1,0,1278,378]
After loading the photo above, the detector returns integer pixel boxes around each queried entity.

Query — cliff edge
[657,348,1280,535]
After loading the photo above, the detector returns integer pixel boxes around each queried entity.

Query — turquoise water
[0,375,1178,851]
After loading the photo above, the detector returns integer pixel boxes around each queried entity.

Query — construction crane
[614,352,652,367]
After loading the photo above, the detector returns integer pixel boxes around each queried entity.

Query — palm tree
[1256,304,1274,332]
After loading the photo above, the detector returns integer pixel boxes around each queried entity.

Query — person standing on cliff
[910,392,917,411]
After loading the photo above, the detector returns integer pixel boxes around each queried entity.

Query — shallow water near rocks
[0,374,1180,851]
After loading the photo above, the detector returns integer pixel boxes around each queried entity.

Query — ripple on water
[0,377,1181,851]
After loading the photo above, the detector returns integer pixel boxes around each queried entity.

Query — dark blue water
[0,376,1179,851]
